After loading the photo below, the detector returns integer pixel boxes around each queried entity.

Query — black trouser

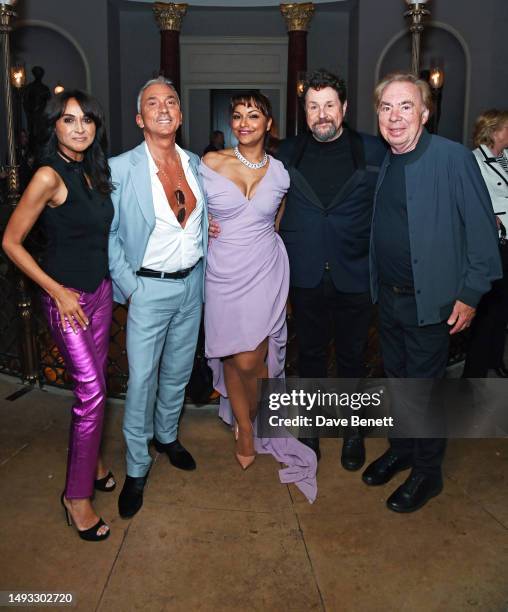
[378,284,449,476]
[463,244,508,376]
[289,272,373,379]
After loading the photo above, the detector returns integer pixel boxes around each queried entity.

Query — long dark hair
[39,89,113,195]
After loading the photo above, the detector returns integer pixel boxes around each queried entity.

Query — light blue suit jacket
[108,142,208,304]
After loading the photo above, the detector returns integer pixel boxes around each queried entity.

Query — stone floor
[0,376,507,612]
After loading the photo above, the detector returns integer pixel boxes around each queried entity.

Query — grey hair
[136,76,180,113]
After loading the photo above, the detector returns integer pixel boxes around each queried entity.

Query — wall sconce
[295,71,306,136]
[404,0,431,75]
[10,64,25,89]
[1,0,40,384]
[429,66,444,90]
[296,74,305,98]
[54,83,64,94]
[427,64,444,135]
[9,63,24,148]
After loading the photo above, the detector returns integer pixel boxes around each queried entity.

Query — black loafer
[298,437,321,461]
[386,472,443,513]
[341,435,366,471]
[118,475,146,519]
[362,450,412,486]
[154,438,196,471]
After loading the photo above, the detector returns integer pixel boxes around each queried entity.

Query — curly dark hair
[302,69,347,104]
[39,89,113,195]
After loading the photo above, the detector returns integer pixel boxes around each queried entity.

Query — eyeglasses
[175,189,185,223]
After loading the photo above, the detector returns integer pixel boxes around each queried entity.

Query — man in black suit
[277,69,386,469]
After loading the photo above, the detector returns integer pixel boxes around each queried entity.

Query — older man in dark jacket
[364,72,502,513]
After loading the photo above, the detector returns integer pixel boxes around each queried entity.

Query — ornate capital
[0,4,17,31]
[280,2,314,32]
[153,2,188,32]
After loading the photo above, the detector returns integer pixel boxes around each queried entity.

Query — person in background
[23,66,51,156]
[203,130,225,156]
[463,109,508,377]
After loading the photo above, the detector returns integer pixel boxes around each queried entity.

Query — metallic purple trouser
[41,278,113,499]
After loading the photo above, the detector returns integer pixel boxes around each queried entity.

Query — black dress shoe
[362,450,412,486]
[153,438,196,471]
[298,437,321,461]
[341,435,366,471]
[118,475,146,519]
[386,471,443,513]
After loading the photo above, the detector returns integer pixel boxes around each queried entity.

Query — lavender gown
[200,157,317,503]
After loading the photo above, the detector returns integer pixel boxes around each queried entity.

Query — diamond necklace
[233,146,268,170]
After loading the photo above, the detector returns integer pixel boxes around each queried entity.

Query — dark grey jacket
[277,129,387,292]
[370,130,502,326]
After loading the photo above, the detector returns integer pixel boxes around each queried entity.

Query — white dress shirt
[142,142,203,272]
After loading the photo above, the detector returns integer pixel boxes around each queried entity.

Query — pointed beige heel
[234,421,256,470]
[235,452,256,470]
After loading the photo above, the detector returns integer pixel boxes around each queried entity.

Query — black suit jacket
[277,128,386,292]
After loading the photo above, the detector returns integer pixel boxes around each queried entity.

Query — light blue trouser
[123,261,203,477]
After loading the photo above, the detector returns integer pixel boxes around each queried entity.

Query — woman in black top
[3,91,115,541]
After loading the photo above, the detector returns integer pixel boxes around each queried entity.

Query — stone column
[153,2,188,93]
[280,2,314,136]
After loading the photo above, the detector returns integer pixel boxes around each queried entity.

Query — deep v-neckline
[202,159,271,202]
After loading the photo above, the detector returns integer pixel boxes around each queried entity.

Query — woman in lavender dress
[200,92,316,502]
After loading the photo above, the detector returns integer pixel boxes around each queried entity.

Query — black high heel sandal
[61,493,110,542]
[94,470,116,492]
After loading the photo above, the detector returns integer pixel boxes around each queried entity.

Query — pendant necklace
[155,155,187,224]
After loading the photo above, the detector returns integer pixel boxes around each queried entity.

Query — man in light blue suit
[109,77,208,518]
